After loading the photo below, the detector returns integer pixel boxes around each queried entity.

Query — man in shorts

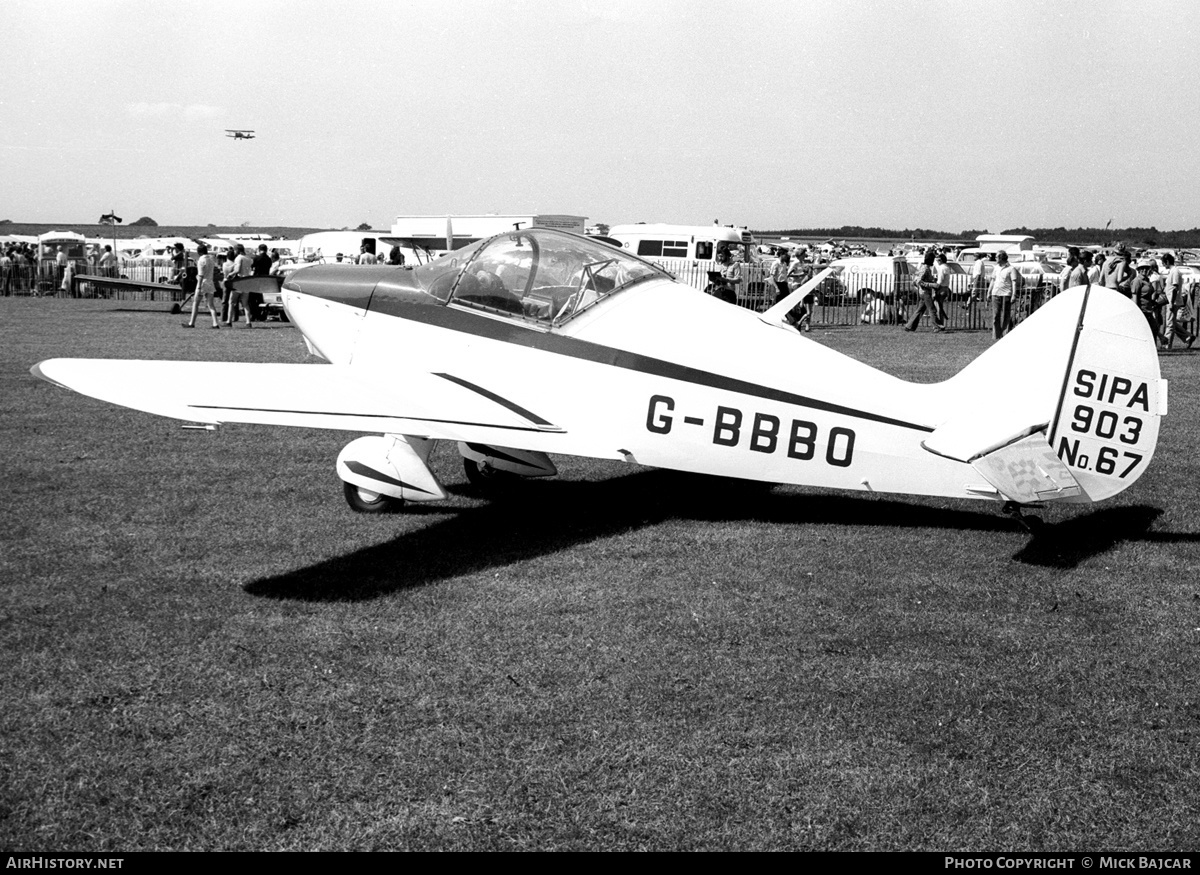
[223,244,255,327]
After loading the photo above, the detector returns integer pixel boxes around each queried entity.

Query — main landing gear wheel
[343,481,401,514]
[463,457,517,490]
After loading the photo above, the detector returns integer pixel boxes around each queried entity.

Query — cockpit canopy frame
[409,228,669,327]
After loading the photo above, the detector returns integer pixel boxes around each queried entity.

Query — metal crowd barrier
[649,257,1198,335]
[0,261,179,297]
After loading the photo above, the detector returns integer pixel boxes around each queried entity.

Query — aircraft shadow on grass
[243,469,1181,602]
[1015,504,1182,569]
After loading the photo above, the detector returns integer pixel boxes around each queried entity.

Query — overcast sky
[2,0,1196,233]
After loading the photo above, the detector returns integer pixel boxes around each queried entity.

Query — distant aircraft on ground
[32,228,1166,531]
[225,130,255,140]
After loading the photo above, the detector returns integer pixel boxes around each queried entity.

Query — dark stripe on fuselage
[302,286,935,433]
[434,373,554,426]
[410,303,934,433]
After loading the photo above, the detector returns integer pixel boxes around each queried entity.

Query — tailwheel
[1002,501,1043,535]
[343,481,401,514]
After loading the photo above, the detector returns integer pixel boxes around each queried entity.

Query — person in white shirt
[97,245,118,277]
[1160,253,1196,349]
[1059,247,1088,292]
[968,253,988,299]
[54,246,68,290]
[0,249,11,296]
[356,240,378,265]
[219,253,236,322]
[224,244,255,327]
[771,250,793,305]
[709,246,740,306]
[183,242,219,328]
[933,253,951,326]
[859,289,894,324]
[61,259,75,297]
[987,251,1020,340]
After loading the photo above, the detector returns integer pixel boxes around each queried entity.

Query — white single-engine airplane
[32,228,1166,530]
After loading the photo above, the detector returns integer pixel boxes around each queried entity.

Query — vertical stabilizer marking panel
[1053,324,1162,503]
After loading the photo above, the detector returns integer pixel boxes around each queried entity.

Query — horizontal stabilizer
[969,433,1081,504]
[921,409,1048,464]
[759,267,837,328]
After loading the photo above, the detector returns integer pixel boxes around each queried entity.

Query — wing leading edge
[30,359,564,439]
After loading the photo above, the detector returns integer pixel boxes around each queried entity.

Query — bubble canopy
[410,228,668,326]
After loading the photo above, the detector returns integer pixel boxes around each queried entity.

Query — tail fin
[922,286,1165,505]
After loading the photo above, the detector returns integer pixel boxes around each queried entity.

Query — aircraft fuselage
[283,271,1001,501]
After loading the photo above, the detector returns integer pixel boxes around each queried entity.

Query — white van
[607,223,755,264]
[822,256,914,305]
[606,223,771,308]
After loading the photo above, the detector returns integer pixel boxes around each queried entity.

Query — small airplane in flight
[32,228,1166,531]
[225,129,255,140]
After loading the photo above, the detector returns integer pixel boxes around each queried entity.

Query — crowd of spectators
[775,239,1198,346]
[0,237,294,299]
[6,232,1198,350]
[0,242,39,295]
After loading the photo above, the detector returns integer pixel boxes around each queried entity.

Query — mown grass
[1,299,1198,851]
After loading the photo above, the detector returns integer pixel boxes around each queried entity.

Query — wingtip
[29,360,63,387]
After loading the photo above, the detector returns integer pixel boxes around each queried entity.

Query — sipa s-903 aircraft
[32,228,1166,530]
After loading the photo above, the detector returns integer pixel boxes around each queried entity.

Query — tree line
[760,225,1200,248]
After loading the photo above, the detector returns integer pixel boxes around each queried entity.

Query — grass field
[1,298,1198,851]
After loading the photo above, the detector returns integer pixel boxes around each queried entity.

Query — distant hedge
[760,225,1200,248]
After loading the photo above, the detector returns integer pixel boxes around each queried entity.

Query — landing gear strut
[463,457,516,489]
[1002,501,1044,535]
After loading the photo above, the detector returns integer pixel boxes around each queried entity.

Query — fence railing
[649,257,1198,334]
[1,262,176,298]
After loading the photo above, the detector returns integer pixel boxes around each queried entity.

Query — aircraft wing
[31,359,565,438]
